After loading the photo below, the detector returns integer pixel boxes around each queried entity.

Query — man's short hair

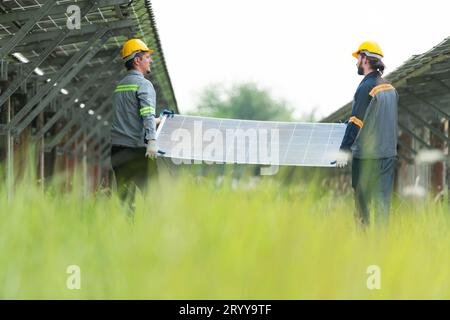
[124,51,145,71]
[361,52,386,74]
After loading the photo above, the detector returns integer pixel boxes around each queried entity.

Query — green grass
[0,169,449,299]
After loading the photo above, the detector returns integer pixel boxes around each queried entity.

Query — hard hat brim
[123,49,154,62]
[352,50,383,59]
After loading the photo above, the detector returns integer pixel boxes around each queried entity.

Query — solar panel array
[156,115,346,167]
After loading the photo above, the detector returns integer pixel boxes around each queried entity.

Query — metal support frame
[61,123,87,154]
[100,147,111,164]
[6,97,14,201]
[0,19,137,48]
[37,112,45,191]
[397,138,416,164]
[13,32,111,135]
[75,111,112,155]
[70,98,113,154]
[30,48,119,68]
[404,88,450,121]
[99,139,112,161]
[8,28,110,135]
[46,92,114,151]
[81,132,88,196]
[60,96,112,153]
[0,32,68,109]
[0,0,58,59]
[430,76,450,92]
[0,59,8,80]
[93,137,110,162]
[12,29,132,54]
[0,0,131,24]
[32,63,121,141]
[430,59,450,72]
[397,138,418,156]
[81,133,108,161]
[399,121,433,149]
[64,63,122,105]
[75,120,107,154]
[45,116,80,151]
[39,63,119,80]
[32,104,74,142]
[399,103,450,144]
[65,57,118,101]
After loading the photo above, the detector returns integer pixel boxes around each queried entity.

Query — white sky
[151,0,450,119]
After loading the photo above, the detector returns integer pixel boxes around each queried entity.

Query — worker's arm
[339,83,373,151]
[137,81,157,144]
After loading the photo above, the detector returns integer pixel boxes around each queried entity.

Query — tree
[193,82,294,121]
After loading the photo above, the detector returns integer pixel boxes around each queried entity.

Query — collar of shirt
[127,70,144,77]
[362,70,379,82]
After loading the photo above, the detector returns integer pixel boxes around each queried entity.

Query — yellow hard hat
[352,41,384,59]
[122,38,154,61]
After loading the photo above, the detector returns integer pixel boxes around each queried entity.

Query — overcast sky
[151,0,449,119]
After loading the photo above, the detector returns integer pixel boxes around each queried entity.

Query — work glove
[145,140,158,159]
[160,109,175,118]
[331,150,351,168]
[335,158,348,168]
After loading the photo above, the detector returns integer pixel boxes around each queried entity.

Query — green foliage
[192,83,294,121]
[0,167,449,299]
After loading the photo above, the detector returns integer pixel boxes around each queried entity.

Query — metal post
[45,116,79,151]
[399,121,433,149]
[399,103,450,144]
[6,97,14,202]
[38,112,45,191]
[404,89,450,121]
[82,133,88,196]
[447,120,450,205]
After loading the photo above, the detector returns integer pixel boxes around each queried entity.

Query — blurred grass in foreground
[0,166,449,299]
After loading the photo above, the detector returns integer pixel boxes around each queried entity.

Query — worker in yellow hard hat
[333,41,399,226]
[110,38,173,207]
[352,41,385,75]
[352,41,384,59]
[121,38,154,63]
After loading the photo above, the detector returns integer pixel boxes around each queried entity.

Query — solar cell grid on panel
[156,115,346,167]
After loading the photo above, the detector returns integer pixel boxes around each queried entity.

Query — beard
[357,64,364,75]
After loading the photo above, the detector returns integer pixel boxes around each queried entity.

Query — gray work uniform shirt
[111,70,156,148]
[352,82,399,159]
[340,71,398,159]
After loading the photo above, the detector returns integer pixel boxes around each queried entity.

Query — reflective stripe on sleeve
[139,106,155,115]
[349,116,364,128]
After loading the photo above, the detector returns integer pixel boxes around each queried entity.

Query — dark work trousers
[352,157,396,225]
[110,145,158,205]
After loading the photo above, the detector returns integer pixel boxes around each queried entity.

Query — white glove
[145,140,158,159]
[332,150,351,168]
[336,158,348,168]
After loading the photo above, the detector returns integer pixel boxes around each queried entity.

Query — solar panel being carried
[156,115,346,167]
